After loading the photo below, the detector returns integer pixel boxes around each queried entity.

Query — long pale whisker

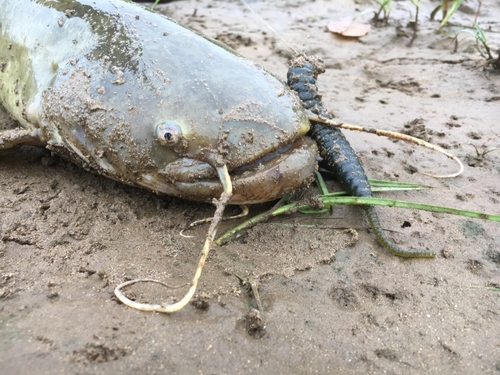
[114,165,233,313]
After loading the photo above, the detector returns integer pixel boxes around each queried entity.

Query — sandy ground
[1,0,499,374]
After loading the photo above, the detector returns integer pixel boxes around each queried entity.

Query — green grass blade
[354,8,376,19]
[318,170,432,189]
[470,285,500,292]
[438,0,464,30]
[368,179,429,187]
[430,5,442,21]
[307,176,432,210]
[298,207,330,214]
[315,172,330,195]
[475,23,487,43]
[151,0,160,10]
[316,196,500,222]
[297,173,333,214]
[460,28,481,40]
[215,195,500,245]
[323,185,430,196]
[214,194,292,244]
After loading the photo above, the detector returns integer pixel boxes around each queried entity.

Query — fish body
[0,0,317,204]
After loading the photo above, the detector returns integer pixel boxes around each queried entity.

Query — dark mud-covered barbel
[287,55,435,258]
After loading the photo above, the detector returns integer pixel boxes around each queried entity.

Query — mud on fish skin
[0,0,317,204]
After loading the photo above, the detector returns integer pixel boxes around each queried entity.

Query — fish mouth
[157,136,318,204]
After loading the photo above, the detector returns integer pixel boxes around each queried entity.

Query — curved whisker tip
[421,156,464,179]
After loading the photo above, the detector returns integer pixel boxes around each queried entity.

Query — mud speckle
[245,308,266,338]
[190,292,211,310]
[401,118,431,142]
[374,348,398,361]
[466,259,484,274]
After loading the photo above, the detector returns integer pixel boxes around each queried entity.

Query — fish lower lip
[169,136,318,204]
[160,136,314,183]
[227,135,317,203]
[157,136,317,204]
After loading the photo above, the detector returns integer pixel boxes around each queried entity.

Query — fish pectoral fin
[0,128,43,149]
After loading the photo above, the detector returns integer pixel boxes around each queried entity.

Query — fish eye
[156,121,182,146]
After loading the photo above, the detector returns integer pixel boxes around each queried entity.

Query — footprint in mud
[374,348,398,362]
[361,284,404,302]
[460,220,485,237]
[329,279,408,311]
[466,259,484,275]
[328,280,360,310]
[71,343,131,364]
[486,250,500,265]
[401,118,431,142]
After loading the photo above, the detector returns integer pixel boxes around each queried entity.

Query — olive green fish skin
[0,0,317,204]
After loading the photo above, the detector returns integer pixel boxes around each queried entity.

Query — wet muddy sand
[1,1,499,374]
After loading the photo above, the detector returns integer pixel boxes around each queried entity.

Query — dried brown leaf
[327,17,371,37]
